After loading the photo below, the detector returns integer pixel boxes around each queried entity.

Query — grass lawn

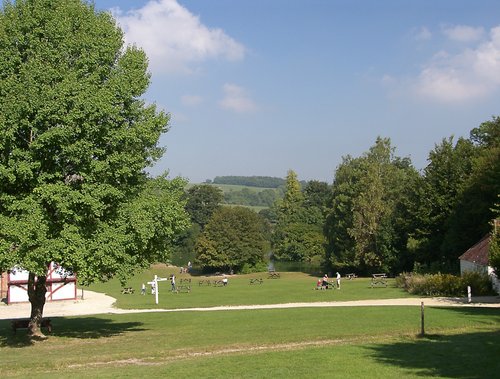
[0,306,499,378]
[85,265,417,310]
[1,268,498,377]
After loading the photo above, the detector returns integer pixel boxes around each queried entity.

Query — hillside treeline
[223,187,282,207]
[212,176,286,188]
[173,117,500,276]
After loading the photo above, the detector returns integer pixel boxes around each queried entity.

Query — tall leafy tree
[325,138,418,273]
[195,206,270,272]
[185,184,223,228]
[443,118,500,258]
[172,184,223,267]
[411,137,475,265]
[272,171,326,263]
[277,169,304,222]
[0,0,189,337]
[489,200,500,277]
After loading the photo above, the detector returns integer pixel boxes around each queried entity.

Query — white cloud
[414,26,432,41]
[443,25,484,42]
[112,0,245,74]
[219,84,257,113]
[181,94,203,106]
[414,25,500,102]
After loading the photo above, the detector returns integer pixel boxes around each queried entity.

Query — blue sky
[94,0,500,183]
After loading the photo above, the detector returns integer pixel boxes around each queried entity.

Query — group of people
[317,272,341,290]
[179,261,193,274]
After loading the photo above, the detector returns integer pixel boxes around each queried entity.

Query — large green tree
[443,118,500,258]
[171,184,223,267]
[185,184,223,228]
[0,0,189,337]
[271,171,326,263]
[195,206,270,272]
[325,138,418,273]
[408,137,475,266]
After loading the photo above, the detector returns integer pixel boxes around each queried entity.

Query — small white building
[459,234,499,294]
[1,262,77,304]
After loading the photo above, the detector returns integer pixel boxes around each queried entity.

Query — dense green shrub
[460,271,494,296]
[396,271,493,296]
[239,261,269,274]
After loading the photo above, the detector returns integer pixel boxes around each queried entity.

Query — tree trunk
[27,272,47,339]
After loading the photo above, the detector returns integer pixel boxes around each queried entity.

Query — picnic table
[371,273,387,287]
[198,279,211,286]
[121,287,135,294]
[315,280,336,290]
[267,271,280,279]
[176,285,191,293]
[179,278,191,285]
[249,278,263,285]
[213,280,225,287]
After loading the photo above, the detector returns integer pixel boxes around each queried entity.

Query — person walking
[336,272,341,289]
[171,274,177,292]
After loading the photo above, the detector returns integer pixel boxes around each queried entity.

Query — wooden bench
[198,279,211,286]
[346,273,357,280]
[267,271,280,279]
[249,278,263,285]
[121,287,135,294]
[371,273,387,287]
[12,318,52,334]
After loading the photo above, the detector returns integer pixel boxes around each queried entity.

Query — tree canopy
[0,0,189,336]
[195,206,270,272]
[324,138,418,273]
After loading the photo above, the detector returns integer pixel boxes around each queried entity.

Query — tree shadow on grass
[366,307,500,378]
[0,316,145,348]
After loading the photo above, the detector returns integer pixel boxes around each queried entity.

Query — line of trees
[211,176,286,188]
[223,187,282,207]
[177,117,499,277]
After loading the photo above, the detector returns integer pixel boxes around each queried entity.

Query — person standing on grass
[171,274,177,292]
[222,276,228,286]
[141,283,146,295]
[336,272,341,289]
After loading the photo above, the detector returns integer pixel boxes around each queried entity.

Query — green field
[85,266,416,310]
[1,268,499,378]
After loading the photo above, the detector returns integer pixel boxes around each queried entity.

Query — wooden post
[420,302,425,336]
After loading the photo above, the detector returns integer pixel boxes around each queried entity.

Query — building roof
[458,234,490,266]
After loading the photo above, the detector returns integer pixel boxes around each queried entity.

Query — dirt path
[1,290,499,320]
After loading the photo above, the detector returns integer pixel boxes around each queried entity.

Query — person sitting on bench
[322,274,329,289]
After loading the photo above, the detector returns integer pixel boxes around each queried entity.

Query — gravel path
[1,290,499,320]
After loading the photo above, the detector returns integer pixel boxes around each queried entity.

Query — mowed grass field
[86,265,417,310]
[1,267,499,378]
